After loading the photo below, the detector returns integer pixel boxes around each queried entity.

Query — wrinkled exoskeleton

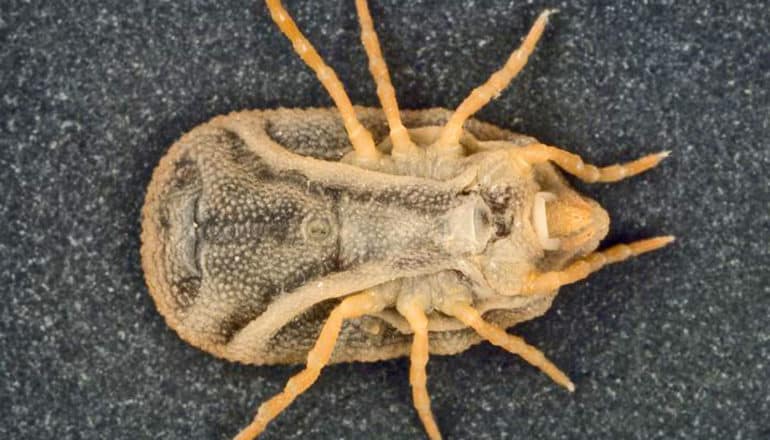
[140,2,673,439]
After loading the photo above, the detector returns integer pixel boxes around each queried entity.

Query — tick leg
[234,291,385,440]
[398,295,443,440]
[522,236,675,295]
[355,0,418,158]
[443,301,575,392]
[265,0,379,158]
[436,10,555,149]
[515,143,670,183]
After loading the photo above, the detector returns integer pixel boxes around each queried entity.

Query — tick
[140,1,673,439]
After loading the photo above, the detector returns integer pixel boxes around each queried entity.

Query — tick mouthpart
[533,192,561,250]
[539,191,610,254]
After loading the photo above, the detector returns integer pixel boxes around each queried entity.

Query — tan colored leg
[515,143,670,183]
[436,10,555,148]
[355,0,417,157]
[265,0,379,158]
[444,302,575,392]
[399,296,442,440]
[234,291,384,440]
[522,236,675,295]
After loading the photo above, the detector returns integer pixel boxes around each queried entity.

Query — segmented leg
[444,301,575,392]
[355,0,417,157]
[399,296,442,440]
[522,236,675,295]
[265,0,379,158]
[234,291,384,440]
[515,143,670,183]
[436,10,555,148]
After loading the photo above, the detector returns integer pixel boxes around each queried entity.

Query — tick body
[140,1,673,439]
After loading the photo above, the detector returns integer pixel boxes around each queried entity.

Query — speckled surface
[1,1,768,439]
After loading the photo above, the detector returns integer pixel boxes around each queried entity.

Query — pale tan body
[142,107,559,364]
[140,2,673,439]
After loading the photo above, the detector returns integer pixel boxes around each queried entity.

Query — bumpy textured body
[140,2,672,439]
[141,107,569,365]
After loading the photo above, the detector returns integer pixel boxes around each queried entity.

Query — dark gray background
[2,1,768,439]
